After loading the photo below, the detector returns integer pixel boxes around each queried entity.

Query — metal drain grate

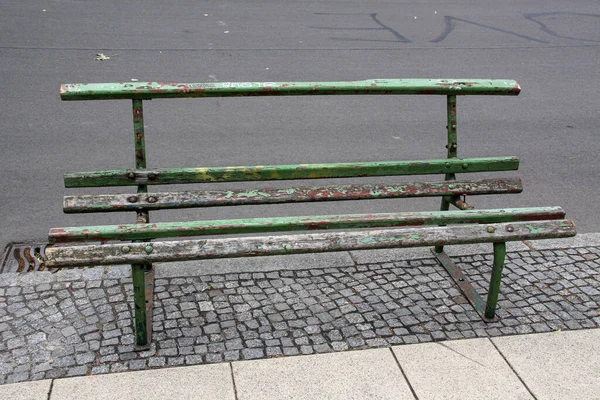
[0,242,59,273]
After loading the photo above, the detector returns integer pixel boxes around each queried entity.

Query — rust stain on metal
[135,149,145,166]
[132,106,143,122]
[449,102,457,118]
[61,178,526,213]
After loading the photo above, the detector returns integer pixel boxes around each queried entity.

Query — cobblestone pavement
[0,246,599,385]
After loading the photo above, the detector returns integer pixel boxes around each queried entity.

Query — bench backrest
[54,79,528,243]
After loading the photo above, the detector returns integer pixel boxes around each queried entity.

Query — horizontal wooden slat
[49,207,566,243]
[64,157,520,188]
[44,220,575,267]
[63,178,523,213]
[60,79,521,101]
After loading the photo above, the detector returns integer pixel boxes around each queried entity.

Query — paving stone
[67,365,88,376]
[242,348,264,360]
[53,356,76,368]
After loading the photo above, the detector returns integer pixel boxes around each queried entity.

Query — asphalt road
[1,0,599,253]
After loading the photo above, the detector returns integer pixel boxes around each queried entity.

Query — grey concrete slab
[492,328,600,400]
[526,232,600,251]
[232,348,414,400]
[393,338,533,400]
[0,379,52,400]
[350,240,530,264]
[154,251,355,278]
[50,364,234,400]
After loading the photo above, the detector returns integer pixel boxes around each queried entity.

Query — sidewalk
[2,328,599,399]
[0,234,598,398]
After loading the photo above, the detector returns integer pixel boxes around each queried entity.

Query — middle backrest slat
[64,157,520,188]
[63,178,523,213]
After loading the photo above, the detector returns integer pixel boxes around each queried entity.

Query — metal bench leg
[484,241,506,320]
[132,262,154,350]
[434,198,451,253]
[130,98,154,350]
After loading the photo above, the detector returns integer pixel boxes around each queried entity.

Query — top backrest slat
[60,79,521,101]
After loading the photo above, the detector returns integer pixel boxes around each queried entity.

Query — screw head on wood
[128,172,136,179]
[144,245,153,254]
[148,173,157,180]
[128,196,139,203]
[147,196,158,203]
[486,226,496,233]
[121,246,131,253]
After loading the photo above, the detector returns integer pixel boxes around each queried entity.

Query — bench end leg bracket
[431,248,500,323]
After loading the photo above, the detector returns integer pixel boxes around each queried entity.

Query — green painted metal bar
[485,241,507,320]
[49,207,566,243]
[131,99,151,349]
[132,99,149,221]
[63,157,520,188]
[437,95,459,252]
[63,178,523,213]
[132,100,147,171]
[44,220,576,268]
[60,79,521,101]
[446,95,458,161]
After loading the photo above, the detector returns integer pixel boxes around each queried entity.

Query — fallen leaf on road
[95,53,111,61]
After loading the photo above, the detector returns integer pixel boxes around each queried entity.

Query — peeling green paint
[60,79,521,101]
[63,178,524,213]
[49,207,566,243]
[526,225,544,233]
[64,157,520,187]
[44,220,576,268]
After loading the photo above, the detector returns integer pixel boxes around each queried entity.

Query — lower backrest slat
[45,220,576,267]
[63,178,523,213]
[49,207,565,243]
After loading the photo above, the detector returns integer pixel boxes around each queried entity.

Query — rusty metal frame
[430,95,505,322]
[131,99,153,350]
[431,248,501,322]
[50,78,577,347]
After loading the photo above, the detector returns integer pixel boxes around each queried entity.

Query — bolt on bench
[44,79,576,349]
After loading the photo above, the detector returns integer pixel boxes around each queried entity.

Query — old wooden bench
[44,79,576,349]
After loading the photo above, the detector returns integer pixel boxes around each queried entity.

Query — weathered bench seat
[44,79,576,349]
